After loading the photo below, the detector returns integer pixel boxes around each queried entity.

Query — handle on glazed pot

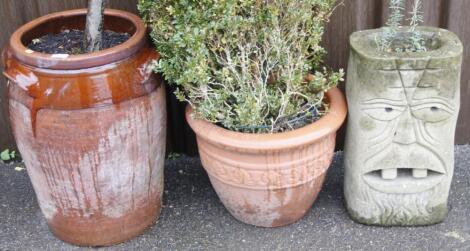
[2,45,16,83]
[1,45,9,66]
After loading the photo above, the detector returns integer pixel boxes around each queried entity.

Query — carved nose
[393,109,416,145]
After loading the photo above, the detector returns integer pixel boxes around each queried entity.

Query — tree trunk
[84,0,105,53]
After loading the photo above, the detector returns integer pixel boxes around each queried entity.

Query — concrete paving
[1,146,469,251]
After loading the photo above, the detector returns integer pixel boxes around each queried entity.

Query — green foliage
[167,152,181,160]
[407,0,426,51]
[139,0,344,133]
[377,0,426,53]
[1,149,16,162]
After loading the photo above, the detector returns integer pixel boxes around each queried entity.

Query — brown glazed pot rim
[186,87,347,151]
[8,9,146,70]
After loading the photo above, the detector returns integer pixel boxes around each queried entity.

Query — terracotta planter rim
[7,8,147,70]
[186,87,347,151]
[350,26,463,60]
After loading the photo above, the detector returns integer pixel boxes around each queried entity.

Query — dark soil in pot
[225,105,322,133]
[27,29,130,54]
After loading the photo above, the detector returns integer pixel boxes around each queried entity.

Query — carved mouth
[363,167,446,194]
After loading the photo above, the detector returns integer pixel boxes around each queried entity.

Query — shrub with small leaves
[139,0,343,133]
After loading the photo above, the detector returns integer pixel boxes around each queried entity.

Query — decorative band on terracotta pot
[3,9,167,246]
[344,27,463,226]
[186,87,347,227]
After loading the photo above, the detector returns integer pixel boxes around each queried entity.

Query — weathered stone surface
[344,27,463,226]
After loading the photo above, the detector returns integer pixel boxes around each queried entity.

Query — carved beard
[354,182,442,226]
[348,142,449,226]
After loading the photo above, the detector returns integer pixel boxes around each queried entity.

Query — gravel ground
[1,145,469,251]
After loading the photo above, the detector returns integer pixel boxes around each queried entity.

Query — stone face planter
[344,27,463,226]
[3,9,166,246]
[186,88,347,227]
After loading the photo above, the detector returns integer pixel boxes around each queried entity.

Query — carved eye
[411,104,453,123]
[361,99,407,121]
[363,105,405,121]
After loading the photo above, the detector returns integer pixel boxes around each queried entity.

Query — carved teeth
[381,169,397,180]
[413,169,428,179]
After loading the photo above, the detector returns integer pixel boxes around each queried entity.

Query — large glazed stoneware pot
[344,27,463,226]
[2,9,166,246]
[186,88,347,227]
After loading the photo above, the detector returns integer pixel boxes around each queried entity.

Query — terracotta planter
[344,27,463,226]
[2,9,166,246]
[186,87,347,227]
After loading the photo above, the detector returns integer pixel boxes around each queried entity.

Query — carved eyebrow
[424,68,444,74]
[378,68,443,72]
[412,96,453,104]
[417,82,437,87]
[361,98,407,106]
[378,70,400,73]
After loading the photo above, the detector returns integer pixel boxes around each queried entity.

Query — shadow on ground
[1,146,469,250]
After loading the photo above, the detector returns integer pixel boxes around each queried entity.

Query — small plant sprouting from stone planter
[376,0,427,53]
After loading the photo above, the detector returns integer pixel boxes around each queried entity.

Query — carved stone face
[360,67,458,194]
[344,27,463,226]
